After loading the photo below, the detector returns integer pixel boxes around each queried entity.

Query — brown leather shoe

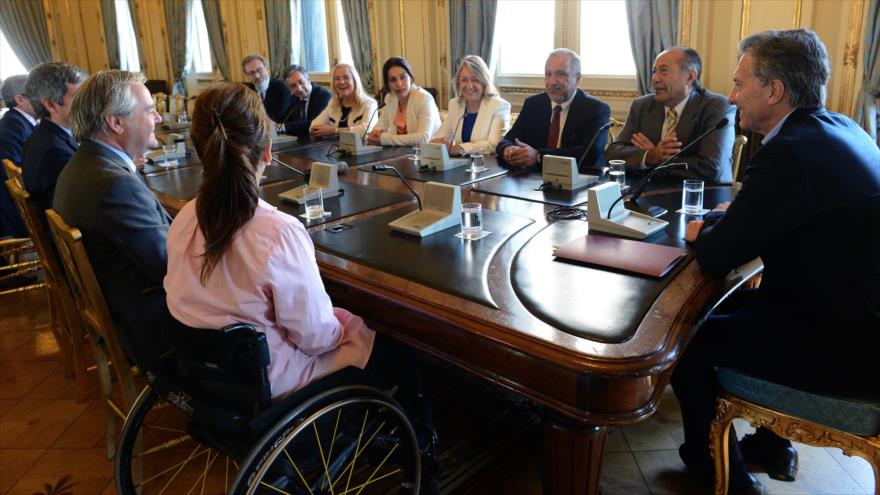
[730,473,766,495]
[740,432,799,482]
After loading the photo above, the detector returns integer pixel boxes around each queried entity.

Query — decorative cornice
[499,87,638,99]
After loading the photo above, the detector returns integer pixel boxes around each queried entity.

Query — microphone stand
[361,102,386,144]
[271,157,307,180]
[577,121,615,170]
[372,164,422,210]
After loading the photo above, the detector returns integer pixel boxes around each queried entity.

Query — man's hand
[504,138,539,167]
[632,132,682,166]
[685,220,704,242]
[713,202,731,212]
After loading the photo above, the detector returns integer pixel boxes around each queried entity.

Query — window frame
[294,0,352,85]
[493,1,637,93]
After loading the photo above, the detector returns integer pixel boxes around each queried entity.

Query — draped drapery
[340,0,375,94]
[128,0,145,70]
[0,0,52,69]
[448,0,497,70]
[101,0,121,69]
[625,0,678,96]
[163,0,192,94]
[855,0,880,144]
[201,0,231,81]
[265,0,292,77]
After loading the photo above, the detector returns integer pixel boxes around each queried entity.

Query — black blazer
[693,107,880,395]
[496,90,610,169]
[22,119,79,214]
[248,78,293,124]
[283,84,332,138]
[53,139,171,369]
[0,109,34,237]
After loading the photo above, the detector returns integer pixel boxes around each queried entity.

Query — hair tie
[213,111,229,142]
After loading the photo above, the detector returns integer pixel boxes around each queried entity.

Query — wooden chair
[169,93,186,119]
[709,368,880,494]
[731,135,749,182]
[606,117,624,149]
[0,160,42,296]
[152,92,168,114]
[5,162,90,403]
[46,209,139,459]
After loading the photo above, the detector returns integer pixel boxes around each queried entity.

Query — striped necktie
[665,108,679,137]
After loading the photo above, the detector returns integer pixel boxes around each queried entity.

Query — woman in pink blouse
[163,84,375,400]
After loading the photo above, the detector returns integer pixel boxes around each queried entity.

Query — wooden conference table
[143,137,748,495]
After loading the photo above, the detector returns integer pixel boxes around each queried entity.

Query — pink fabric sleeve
[265,221,344,355]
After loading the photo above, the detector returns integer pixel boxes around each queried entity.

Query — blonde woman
[430,55,510,156]
[366,57,441,146]
[310,63,378,139]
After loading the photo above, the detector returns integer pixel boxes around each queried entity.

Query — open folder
[554,234,686,278]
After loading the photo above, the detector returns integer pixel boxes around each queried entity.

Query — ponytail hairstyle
[190,83,271,285]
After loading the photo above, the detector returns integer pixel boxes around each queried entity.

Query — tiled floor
[1,288,875,494]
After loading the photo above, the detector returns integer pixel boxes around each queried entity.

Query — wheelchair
[114,319,423,494]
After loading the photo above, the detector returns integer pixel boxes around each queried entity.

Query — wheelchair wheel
[116,385,240,494]
[233,386,420,495]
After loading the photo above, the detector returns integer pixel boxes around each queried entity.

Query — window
[0,29,27,81]
[492,0,636,87]
[291,0,329,72]
[115,0,141,72]
[189,0,214,73]
[334,0,353,66]
[579,0,635,76]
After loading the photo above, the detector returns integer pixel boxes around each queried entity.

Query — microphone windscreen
[336,161,349,175]
[714,117,729,130]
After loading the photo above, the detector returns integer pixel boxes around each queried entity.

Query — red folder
[554,234,686,277]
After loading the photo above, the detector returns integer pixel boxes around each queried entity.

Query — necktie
[665,108,679,137]
[546,105,562,148]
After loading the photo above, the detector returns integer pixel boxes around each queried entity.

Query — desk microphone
[450,111,467,152]
[372,164,422,210]
[361,101,387,144]
[271,157,306,179]
[577,121,615,168]
[605,117,728,219]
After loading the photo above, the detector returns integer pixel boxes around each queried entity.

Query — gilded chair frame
[0,161,42,295]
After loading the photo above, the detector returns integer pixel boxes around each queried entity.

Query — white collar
[12,107,37,126]
[92,139,137,173]
[761,109,797,145]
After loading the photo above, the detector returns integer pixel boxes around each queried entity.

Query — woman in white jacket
[366,57,440,147]
[310,63,378,138]
[431,55,511,156]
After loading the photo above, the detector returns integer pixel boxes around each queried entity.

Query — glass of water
[162,143,177,166]
[681,179,705,215]
[304,186,325,219]
[460,203,483,240]
[608,159,626,191]
[412,143,421,162]
[467,153,486,173]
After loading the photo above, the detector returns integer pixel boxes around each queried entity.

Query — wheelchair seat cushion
[717,367,880,436]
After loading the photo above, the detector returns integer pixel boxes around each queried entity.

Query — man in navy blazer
[21,63,87,217]
[242,54,291,124]
[0,75,38,238]
[280,64,332,138]
[606,48,735,183]
[53,70,171,371]
[496,49,610,170]
[674,29,880,494]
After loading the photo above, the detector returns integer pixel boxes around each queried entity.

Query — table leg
[542,413,608,495]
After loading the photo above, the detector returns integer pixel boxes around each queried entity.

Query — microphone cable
[547,205,587,221]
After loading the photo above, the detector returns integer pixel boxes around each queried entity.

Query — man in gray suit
[53,70,170,370]
[607,47,735,183]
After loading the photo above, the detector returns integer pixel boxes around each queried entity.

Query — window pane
[0,29,27,80]
[116,0,141,72]
[189,0,213,73]
[335,0,353,65]
[291,0,329,72]
[580,0,636,76]
[494,0,554,75]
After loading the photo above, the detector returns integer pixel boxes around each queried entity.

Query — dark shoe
[730,473,766,495]
[740,432,798,482]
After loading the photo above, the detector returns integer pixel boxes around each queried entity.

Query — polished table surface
[146,146,747,495]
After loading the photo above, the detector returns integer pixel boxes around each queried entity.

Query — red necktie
[546,105,561,148]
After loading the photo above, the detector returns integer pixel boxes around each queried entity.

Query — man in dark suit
[21,62,88,216]
[675,29,880,495]
[496,48,610,169]
[242,54,291,124]
[0,75,38,239]
[606,47,735,183]
[53,70,171,370]
[279,64,331,138]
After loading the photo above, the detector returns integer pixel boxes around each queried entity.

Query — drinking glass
[681,180,705,215]
[412,143,421,162]
[608,160,626,191]
[304,186,325,219]
[162,143,177,166]
[460,203,483,240]
[467,153,487,173]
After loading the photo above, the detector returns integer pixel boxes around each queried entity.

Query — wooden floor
[0,287,875,494]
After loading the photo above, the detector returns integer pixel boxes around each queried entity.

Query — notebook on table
[554,234,686,278]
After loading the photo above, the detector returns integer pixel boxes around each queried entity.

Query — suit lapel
[675,91,701,145]
[644,100,666,142]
